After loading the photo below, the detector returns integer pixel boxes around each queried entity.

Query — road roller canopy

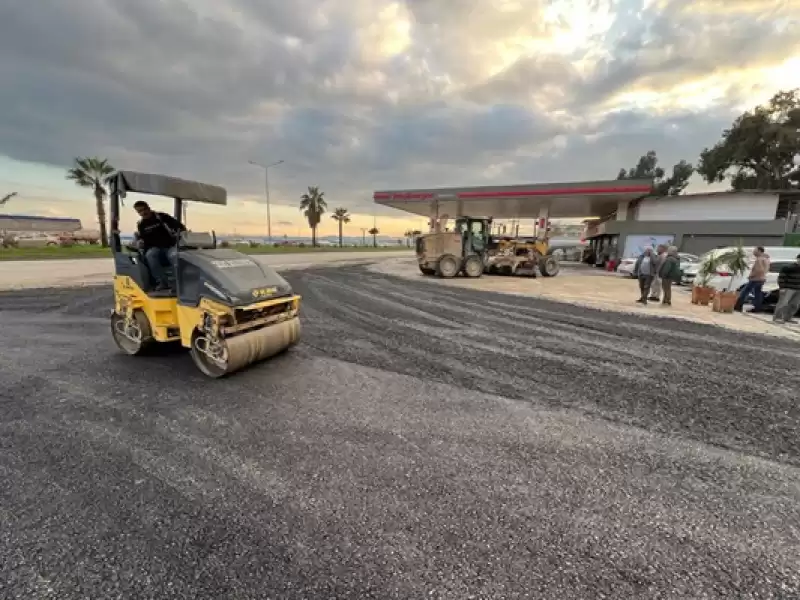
[110,170,228,205]
[373,179,653,220]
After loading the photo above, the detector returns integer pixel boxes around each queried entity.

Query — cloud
[0,0,798,229]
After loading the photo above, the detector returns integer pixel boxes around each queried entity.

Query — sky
[1,0,799,237]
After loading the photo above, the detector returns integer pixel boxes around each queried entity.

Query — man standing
[634,247,655,304]
[133,200,186,290]
[648,244,667,301]
[774,253,800,324]
[658,246,682,306]
[735,246,770,313]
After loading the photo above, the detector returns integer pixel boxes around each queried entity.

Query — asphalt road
[1,264,799,599]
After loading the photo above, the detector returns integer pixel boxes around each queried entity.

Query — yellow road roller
[108,170,301,378]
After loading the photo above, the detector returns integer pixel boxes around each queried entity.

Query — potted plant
[692,252,720,305]
[712,242,748,313]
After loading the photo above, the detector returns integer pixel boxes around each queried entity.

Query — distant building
[583,190,800,260]
[0,214,83,233]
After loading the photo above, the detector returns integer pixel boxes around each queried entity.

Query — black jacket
[137,212,185,250]
[778,263,800,290]
[659,255,682,281]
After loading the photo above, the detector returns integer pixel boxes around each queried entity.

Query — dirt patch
[369,258,800,341]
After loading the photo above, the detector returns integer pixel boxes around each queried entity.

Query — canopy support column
[537,205,550,240]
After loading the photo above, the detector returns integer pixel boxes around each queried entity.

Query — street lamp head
[249,159,284,169]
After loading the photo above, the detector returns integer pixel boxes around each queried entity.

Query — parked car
[617,257,637,277]
[4,232,63,248]
[618,252,699,279]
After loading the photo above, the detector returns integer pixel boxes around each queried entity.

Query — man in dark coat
[774,253,800,324]
[657,246,682,306]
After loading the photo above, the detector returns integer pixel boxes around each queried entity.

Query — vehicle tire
[463,255,483,278]
[435,254,460,278]
[419,265,435,276]
[111,310,154,356]
[539,255,560,277]
[46,241,57,247]
[189,330,230,379]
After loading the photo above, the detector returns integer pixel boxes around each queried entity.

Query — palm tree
[66,157,115,247]
[1,192,17,206]
[331,207,351,247]
[368,227,379,248]
[299,186,327,246]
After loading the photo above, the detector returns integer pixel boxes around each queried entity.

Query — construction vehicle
[416,216,559,278]
[108,170,301,378]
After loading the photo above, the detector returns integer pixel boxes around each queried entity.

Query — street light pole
[248,159,284,243]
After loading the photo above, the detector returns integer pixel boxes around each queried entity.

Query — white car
[682,246,799,296]
[618,252,699,279]
[617,257,637,277]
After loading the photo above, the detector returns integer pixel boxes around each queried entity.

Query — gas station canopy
[374,179,653,220]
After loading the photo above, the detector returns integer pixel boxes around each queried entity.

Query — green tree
[368,227,379,248]
[66,157,115,247]
[616,150,694,196]
[330,207,351,247]
[697,89,800,190]
[299,186,327,247]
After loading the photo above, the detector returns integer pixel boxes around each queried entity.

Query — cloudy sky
[1,0,798,237]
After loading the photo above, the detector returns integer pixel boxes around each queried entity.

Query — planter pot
[692,286,714,306]
[712,290,737,313]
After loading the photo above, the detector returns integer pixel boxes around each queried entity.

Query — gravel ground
[1,264,799,599]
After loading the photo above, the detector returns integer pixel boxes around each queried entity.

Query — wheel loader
[108,170,300,378]
[416,216,559,279]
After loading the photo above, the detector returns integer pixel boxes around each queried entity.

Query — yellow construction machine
[108,170,300,378]
[416,216,559,278]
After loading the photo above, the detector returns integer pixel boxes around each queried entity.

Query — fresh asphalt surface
[1,264,799,599]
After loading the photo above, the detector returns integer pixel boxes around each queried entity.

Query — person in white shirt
[648,244,667,301]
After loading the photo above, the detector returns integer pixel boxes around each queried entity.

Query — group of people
[632,245,682,306]
[632,244,800,323]
[708,246,800,324]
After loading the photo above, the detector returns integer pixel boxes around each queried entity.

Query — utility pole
[361,228,367,246]
[247,159,284,243]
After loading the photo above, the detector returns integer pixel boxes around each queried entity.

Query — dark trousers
[144,246,175,286]
[662,278,673,304]
[735,280,764,311]
[638,275,653,300]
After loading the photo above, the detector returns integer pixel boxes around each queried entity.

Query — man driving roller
[133,200,186,290]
